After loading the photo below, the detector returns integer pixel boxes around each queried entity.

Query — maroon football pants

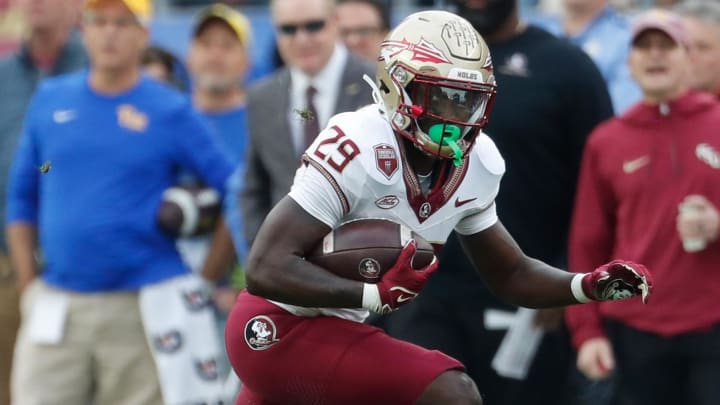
[226,290,463,405]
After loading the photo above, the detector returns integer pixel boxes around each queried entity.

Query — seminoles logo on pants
[244,315,280,351]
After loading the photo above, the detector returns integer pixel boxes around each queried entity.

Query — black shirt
[434,25,613,293]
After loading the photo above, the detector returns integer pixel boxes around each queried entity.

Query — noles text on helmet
[375,10,497,166]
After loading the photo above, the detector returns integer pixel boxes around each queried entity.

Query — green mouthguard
[428,124,463,166]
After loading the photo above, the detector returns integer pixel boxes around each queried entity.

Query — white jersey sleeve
[454,202,497,235]
[288,162,347,227]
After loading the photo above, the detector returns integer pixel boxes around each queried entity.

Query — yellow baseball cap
[193,3,252,47]
[85,0,153,26]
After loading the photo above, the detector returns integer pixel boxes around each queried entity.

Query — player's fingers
[397,239,418,263]
[419,256,439,275]
[621,262,653,295]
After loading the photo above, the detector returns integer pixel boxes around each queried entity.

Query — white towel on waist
[139,273,226,405]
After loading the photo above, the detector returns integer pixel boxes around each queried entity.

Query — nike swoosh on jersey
[622,156,650,174]
[53,109,76,124]
[455,197,478,207]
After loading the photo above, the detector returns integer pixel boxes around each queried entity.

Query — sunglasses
[277,20,326,36]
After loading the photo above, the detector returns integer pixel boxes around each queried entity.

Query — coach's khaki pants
[12,280,163,405]
[0,253,19,405]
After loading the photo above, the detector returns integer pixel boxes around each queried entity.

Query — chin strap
[363,74,386,115]
[428,124,463,166]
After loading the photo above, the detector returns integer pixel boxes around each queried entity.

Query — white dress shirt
[288,43,349,155]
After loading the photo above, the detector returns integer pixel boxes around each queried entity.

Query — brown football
[306,218,435,284]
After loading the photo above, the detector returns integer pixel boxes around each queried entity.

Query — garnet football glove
[361,240,439,314]
[571,260,653,304]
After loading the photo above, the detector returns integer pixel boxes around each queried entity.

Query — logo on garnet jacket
[374,144,398,179]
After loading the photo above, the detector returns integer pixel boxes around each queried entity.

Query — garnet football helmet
[375,10,497,165]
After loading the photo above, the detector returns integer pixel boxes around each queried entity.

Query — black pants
[607,320,720,405]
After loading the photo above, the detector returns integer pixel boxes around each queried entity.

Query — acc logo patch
[358,258,381,280]
[153,330,183,354]
[194,358,219,381]
[375,195,399,209]
[182,288,211,312]
[374,144,398,179]
[244,315,280,351]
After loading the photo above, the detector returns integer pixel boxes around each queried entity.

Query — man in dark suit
[239,0,374,246]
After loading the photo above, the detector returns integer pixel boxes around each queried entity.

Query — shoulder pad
[471,133,505,176]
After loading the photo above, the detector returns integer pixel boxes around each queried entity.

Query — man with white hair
[675,0,720,98]
[238,0,374,247]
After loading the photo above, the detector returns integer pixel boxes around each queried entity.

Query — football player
[225,10,653,405]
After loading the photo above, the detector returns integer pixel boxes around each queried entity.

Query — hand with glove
[362,240,439,314]
[571,260,653,304]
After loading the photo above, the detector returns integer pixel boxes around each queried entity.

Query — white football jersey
[276,104,505,321]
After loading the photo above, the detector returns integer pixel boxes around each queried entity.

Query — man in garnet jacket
[566,9,720,405]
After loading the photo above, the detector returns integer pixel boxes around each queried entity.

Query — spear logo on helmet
[380,37,452,65]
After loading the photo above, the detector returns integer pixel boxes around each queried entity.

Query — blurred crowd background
[0,0,687,86]
[1,0,719,404]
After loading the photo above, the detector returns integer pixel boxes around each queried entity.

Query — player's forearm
[245,252,364,308]
[6,222,39,291]
[495,256,580,308]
